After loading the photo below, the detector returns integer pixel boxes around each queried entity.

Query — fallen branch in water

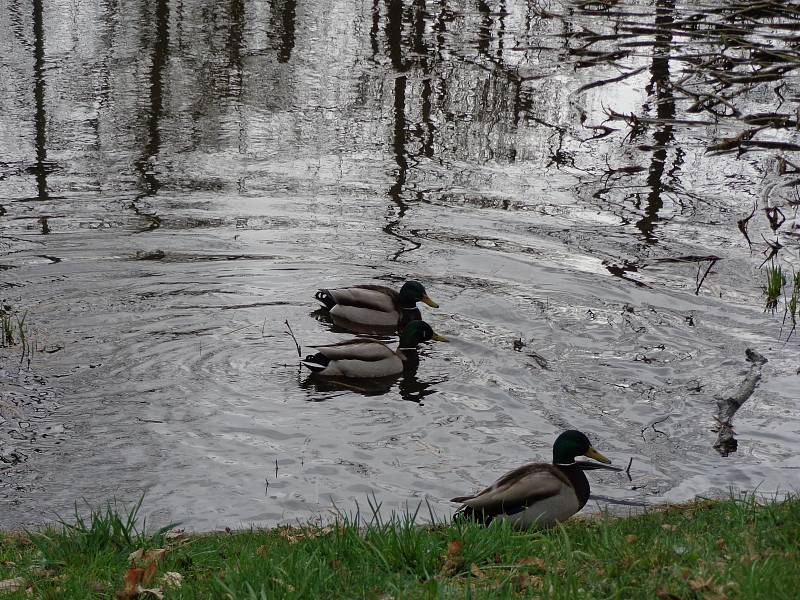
[712,349,768,456]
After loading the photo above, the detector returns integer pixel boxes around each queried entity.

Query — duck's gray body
[316,285,406,327]
[302,338,406,378]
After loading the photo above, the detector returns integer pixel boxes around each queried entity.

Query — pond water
[1,0,799,530]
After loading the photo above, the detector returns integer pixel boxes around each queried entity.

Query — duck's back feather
[322,286,399,313]
[452,464,568,511]
[311,339,395,361]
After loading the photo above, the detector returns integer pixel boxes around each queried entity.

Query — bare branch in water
[713,349,767,456]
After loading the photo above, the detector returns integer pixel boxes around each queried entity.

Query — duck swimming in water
[301,320,447,378]
[314,281,438,330]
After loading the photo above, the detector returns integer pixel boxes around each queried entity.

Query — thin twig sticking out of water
[285,320,302,357]
[737,202,757,249]
[695,258,718,295]
[625,457,633,482]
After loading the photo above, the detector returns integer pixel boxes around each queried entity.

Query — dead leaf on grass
[256,545,269,557]
[0,578,25,592]
[28,566,57,578]
[440,540,465,576]
[516,556,546,569]
[115,562,163,600]
[164,528,185,543]
[512,574,542,591]
[469,563,486,579]
[656,590,681,600]
[128,548,167,565]
[160,572,183,589]
[625,534,638,544]
[688,576,715,592]
[661,524,677,532]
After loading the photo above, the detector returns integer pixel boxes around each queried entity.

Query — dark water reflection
[1,0,799,529]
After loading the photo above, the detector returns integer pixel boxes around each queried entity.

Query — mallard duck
[314,281,438,329]
[451,430,621,528]
[301,320,447,378]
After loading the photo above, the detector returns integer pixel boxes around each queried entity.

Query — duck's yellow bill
[584,447,611,464]
[422,295,439,308]
[432,333,449,342]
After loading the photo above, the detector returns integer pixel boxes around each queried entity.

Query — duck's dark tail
[301,352,330,373]
[451,504,493,525]
[315,289,336,310]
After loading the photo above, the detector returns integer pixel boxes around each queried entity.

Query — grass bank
[1,495,798,599]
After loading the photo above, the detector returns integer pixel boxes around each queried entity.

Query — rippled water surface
[2,0,800,529]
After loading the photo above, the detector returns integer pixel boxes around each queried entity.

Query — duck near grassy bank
[314,281,439,329]
[301,320,447,378]
[452,430,621,528]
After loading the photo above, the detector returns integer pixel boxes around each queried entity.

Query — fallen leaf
[446,540,464,556]
[470,563,485,579]
[128,548,167,565]
[688,576,715,592]
[142,561,158,585]
[116,563,162,600]
[29,566,57,578]
[512,574,542,591]
[625,534,638,544]
[271,577,295,592]
[516,557,546,569]
[160,572,182,589]
[91,581,108,594]
[716,538,726,549]
[164,528,185,542]
[656,590,681,600]
[661,524,677,532]
[256,545,269,557]
[0,578,25,592]
[441,540,465,576]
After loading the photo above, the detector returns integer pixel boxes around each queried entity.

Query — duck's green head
[553,430,611,465]
[399,281,439,308]
[398,320,448,348]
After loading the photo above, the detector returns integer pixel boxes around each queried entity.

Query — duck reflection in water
[310,308,399,337]
[299,321,447,402]
[300,354,444,404]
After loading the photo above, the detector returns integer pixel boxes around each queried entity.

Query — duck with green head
[302,320,447,378]
[314,281,439,329]
[452,430,621,528]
